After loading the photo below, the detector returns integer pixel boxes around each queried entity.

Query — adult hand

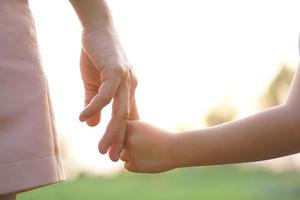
[79,30,139,161]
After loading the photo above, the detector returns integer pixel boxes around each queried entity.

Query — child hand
[121,121,177,173]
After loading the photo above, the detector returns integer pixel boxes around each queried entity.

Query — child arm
[124,67,300,173]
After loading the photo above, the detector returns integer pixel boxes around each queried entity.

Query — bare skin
[122,67,300,173]
[69,0,139,161]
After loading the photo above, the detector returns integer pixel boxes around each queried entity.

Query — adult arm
[70,0,139,161]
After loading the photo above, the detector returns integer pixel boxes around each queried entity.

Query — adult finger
[129,97,139,120]
[84,89,101,127]
[99,76,130,158]
[128,67,138,98]
[128,67,139,120]
[108,121,126,161]
[79,76,121,122]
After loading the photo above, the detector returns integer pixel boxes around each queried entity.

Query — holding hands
[71,0,300,174]
[121,121,177,173]
[79,30,138,161]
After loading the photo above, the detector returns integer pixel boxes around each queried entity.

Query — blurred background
[20,0,300,199]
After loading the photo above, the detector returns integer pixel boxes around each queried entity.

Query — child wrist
[167,133,186,169]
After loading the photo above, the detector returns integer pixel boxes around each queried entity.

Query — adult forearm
[173,105,300,168]
[69,0,115,36]
[70,0,124,69]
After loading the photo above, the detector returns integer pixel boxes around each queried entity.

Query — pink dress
[0,0,64,195]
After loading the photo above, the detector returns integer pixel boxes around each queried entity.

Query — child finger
[120,149,129,162]
[124,161,134,172]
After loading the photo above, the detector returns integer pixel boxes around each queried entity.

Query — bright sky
[29,0,300,177]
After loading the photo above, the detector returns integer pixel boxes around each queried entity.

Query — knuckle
[112,65,126,77]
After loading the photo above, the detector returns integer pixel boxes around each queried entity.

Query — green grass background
[19,165,300,200]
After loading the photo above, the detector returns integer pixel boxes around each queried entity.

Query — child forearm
[123,57,300,173]
[173,104,300,168]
